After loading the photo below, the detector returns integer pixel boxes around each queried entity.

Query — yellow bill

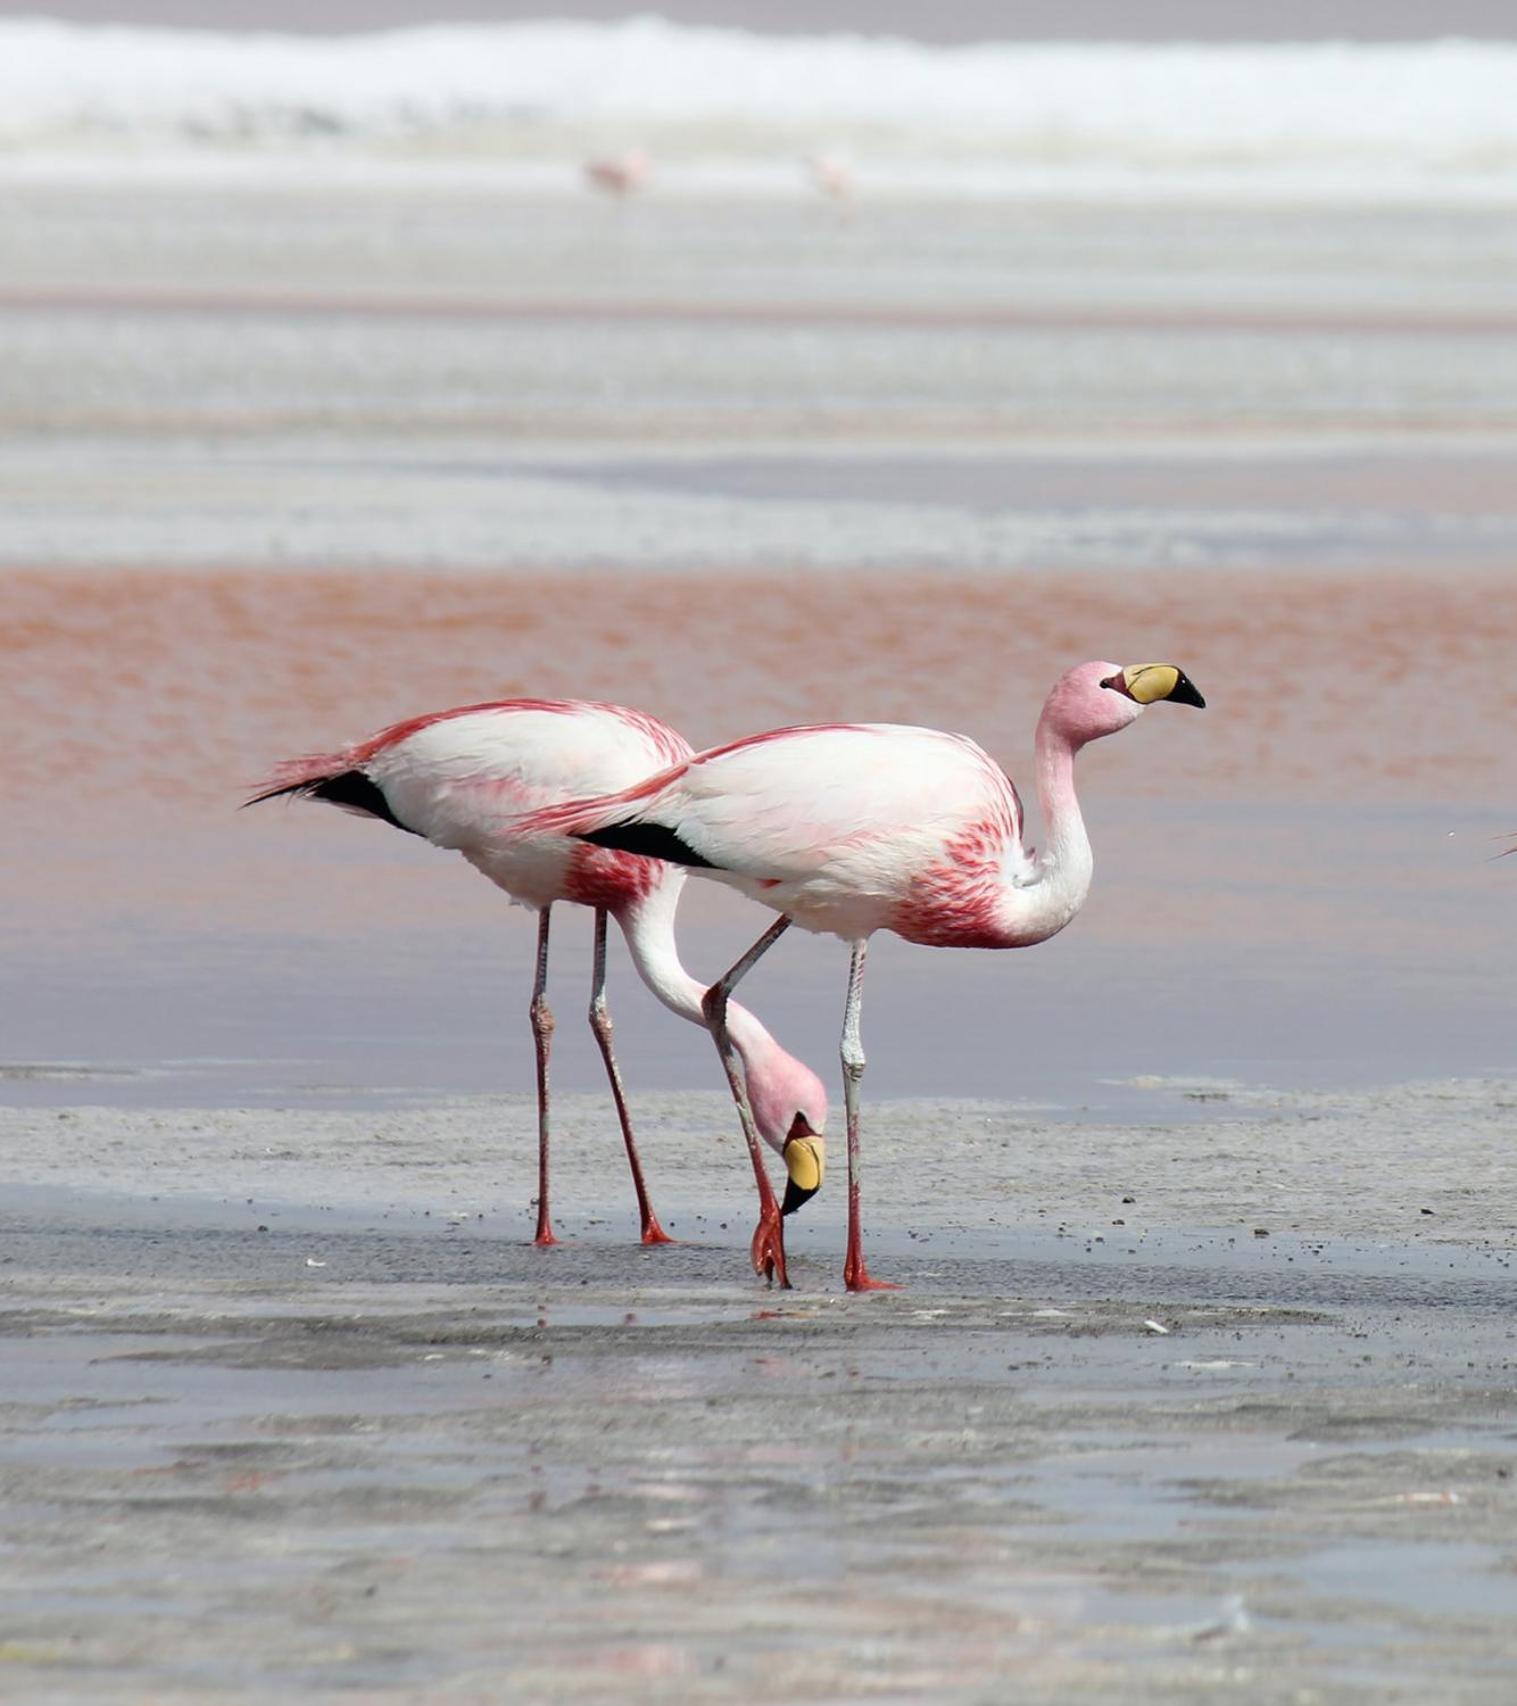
[781,1132,825,1216]
[1120,663,1206,708]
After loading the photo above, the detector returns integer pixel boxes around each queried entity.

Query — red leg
[750,1201,787,1287]
[590,910,672,1245]
[530,907,558,1247]
[843,1174,899,1292]
[701,917,794,1288]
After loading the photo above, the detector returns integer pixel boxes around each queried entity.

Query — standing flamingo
[524,662,1204,1290]
[248,698,826,1261]
[806,154,854,204]
[583,150,651,196]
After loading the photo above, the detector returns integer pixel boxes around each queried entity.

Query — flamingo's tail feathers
[579,820,717,869]
[245,758,417,836]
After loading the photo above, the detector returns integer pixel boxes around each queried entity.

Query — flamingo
[583,150,651,196]
[806,154,854,203]
[247,698,826,1264]
[523,662,1205,1291]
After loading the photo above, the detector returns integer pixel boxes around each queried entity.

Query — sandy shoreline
[6,1079,1517,1247]
[2,1083,1515,1701]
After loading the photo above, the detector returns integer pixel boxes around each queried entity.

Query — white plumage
[527,661,1205,1290]
[252,697,827,1255]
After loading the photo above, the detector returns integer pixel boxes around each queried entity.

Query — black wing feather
[247,770,419,837]
[578,821,718,869]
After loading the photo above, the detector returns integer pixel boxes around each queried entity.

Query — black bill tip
[781,1177,819,1217]
[1168,669,1205,709]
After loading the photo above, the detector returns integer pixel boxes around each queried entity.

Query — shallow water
[4,184,1517,1114]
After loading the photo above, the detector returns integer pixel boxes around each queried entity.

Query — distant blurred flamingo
[584,150,651,196]
[807,154,854,203]
[526,662,1204,1290]
[249,698,826,1260]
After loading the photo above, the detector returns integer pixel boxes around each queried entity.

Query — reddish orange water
[9,563,1515,809]
[5,564,1515,1106]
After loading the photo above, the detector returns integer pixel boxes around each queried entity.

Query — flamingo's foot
[843,1257,900,1293]
[533,1220,559,1248]
[750,1210,792,1290]
[640,1220,676,1246]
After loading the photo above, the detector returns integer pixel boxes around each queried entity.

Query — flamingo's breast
[890,807,1022,949]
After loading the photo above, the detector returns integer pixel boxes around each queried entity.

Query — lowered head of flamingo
[614,881,829,1217]
[741,1026,828,1217]
[686,972,827,1215]
[1040,660,1206,748]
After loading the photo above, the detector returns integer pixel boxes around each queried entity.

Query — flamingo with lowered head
[523,662,1204,1290]
[248,698,826,1262]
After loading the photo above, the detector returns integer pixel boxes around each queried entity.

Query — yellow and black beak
[1103,663,1205,708]
[780,1118,825,1217]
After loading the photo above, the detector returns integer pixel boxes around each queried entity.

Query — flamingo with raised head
[584,150,651,196]
[524,662,1205,1291]
[248,698,826,1263]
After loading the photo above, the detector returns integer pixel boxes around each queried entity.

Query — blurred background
[3,2,1515,1118]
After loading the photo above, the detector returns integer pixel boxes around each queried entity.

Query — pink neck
[614,879,782,1108]
[1034,717,1086,864]
[992,715,1093,947]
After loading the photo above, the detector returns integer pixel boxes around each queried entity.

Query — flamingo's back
[250,697,691,912]
[532,722,1030,942]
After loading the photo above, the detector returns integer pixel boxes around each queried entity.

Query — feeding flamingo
[248,698,826,1259]
[584,150,651,196]
[524,662,1204,1291]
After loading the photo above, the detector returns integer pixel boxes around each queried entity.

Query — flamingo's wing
[368,701,683,810]
[252,698,690,848]
[598,723,1029,889]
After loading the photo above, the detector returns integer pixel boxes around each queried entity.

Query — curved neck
[614,878,773,1060]
[1035,716,1092,880]
[996,715,1094,947]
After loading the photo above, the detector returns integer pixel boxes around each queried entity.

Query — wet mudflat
[1,1085,1515,1702]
